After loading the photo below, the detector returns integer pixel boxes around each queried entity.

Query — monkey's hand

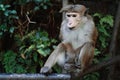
[40,66,52,74]
[64,63,75,72]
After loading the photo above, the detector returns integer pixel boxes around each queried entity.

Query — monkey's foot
[64,63,75,71]
[40,66,52,74]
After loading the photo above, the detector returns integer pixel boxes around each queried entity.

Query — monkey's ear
[84,8,89,16]
[59,5,73,13]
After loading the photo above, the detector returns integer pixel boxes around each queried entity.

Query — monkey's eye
[67,14,77,17]
[72,15,77,17]
[67,15,71,17]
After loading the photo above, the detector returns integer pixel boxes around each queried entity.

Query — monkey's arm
[40,43,66,73]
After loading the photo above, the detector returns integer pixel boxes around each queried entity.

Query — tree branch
[26,15,36,24]
[72,55,120,78]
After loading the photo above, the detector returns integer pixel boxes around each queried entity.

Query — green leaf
[4,10,9,16]
[94,72,100,77]
[0,32,3,37]
[0,4,4,8]
[19,0,27,5]
[10,10,17,14]
[44,49,50,54]
[37,49,47,57]
[51,39,57,43]
[100,15,113,27]
[39,60,43,67]
[24,45,35,53]
[34,6,40,11]
[94,48,100,56]
[9,27,14,33]
[33,53,38,62]
[0,4,5,11]
[35,0,42,3]
[93,58,100,64]
[91,75,98,80]
[36,44,45,48]
[40,3,44,6]
[93,13,102,18]
[98,26,109,37]
[10,15,19,19]
[43,5,47,9]
[41,36,49,41]
[3,50,17,73]
[53,64,62,73]
[99,36,106,48]
[4,5,10,8]
[0,24,7,32]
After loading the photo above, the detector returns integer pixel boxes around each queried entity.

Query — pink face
[66,12,81,28]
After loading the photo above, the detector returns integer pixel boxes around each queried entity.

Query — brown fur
[40,4,98,73]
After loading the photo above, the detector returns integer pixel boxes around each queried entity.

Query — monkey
[40,4,98,73]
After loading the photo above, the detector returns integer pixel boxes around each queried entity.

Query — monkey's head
[60,4,87,29]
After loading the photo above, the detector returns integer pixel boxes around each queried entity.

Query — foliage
[84,72,100,80]
[94,13,113,49]
[0,4,17,38]
[0,0,56,73]
[3,50,27,73]
[18,29,56,57]
[2,29,57,73]
[0,0,52,38]
[93,13,113,64]
[34,0,52,10]
[14,0,51,10]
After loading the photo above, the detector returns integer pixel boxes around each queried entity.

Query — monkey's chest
[63,29,90,49]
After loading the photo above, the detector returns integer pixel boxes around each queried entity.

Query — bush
[2,29,57,73]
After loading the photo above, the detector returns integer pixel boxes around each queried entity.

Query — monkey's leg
[77,42,94,72]
[64,43,75,63]
[40,43,66,73]
[59,43,76,72]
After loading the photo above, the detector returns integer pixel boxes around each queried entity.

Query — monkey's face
[66,12,81,29]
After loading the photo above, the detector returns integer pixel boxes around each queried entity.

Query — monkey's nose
[69,23,72,25]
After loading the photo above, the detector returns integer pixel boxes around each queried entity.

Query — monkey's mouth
[67,22,77,30]
[69,27,75,30]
